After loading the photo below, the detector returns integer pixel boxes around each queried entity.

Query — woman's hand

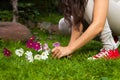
[52,46,73,59]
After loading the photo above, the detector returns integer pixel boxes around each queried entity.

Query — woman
[52,0,120,60]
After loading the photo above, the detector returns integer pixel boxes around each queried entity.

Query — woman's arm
[68,24,83,46]
[52,0,109,58]
[69,0,109,52]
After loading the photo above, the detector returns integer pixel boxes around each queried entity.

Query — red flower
[26,36,36,48]
[3,48,12,57]
[29,36,35,41]
[26,40,34,48]
[32,41,41,51]
[26,36,42,51]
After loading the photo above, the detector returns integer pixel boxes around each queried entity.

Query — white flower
[25,51,33,56]
[34,54,42,60]
[15,48,24,57]
[44,50,49,56]
[41,55,48,60]
[46,48,51,53]
[25,51,34,62]
[41,51,49,60]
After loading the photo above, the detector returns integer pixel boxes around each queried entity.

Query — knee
[58,18,71,34]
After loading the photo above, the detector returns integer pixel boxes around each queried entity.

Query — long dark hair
[59,0,88,30]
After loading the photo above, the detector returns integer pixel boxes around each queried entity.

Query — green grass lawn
[0,29,120,80]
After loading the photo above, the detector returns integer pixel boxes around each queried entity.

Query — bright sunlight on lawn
[0,29,120,80]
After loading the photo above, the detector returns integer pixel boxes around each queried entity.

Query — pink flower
[32,41,42,51]
[26,40,34,48]
[53,42,60,47]
[43,43,49,50]
[3,48,12,57]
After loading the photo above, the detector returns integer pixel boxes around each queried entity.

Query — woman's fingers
[58,54,63,59]
[52,46,71,59]
[51,47,57,53]
[54,51,61,58]
[52,47,61,58]
[52,49,60,58]
[52,47,60,52]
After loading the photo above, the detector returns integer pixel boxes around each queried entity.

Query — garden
[0,0,120,80]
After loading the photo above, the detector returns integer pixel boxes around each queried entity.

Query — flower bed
[3,36,60,62]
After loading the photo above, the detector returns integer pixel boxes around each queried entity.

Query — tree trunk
[11,0,18,22]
